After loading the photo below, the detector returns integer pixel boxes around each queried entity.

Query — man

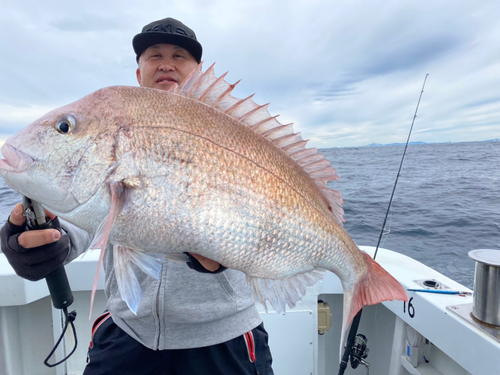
[1,17,274,375]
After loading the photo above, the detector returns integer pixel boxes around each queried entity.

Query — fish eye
[56,115,76,134]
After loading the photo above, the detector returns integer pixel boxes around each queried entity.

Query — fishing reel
[338,313,370,375]
[350,334,370,371]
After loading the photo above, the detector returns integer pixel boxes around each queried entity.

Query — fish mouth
[0,143,34,173]
[0,142,75,210]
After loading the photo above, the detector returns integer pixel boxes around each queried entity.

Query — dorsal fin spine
[212,79,240,107]
[272,130,301,147]
[186,63,215,97]
[199,71,229,102]
[299,154,325,164]
[177,62,205,93]
[283,140,309,154]
[290,148,318,159]
[224,94,255,114]
[238,103,270,122]
[261,123,293,138]
[250,115,280,130]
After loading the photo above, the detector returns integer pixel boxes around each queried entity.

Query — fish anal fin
[247,269,327,313]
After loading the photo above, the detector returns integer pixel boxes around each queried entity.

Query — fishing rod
[373,74,429,260]
[22,196,78,367]
[337,74,429,375]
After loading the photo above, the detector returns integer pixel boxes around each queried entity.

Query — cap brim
[133,32,202,63]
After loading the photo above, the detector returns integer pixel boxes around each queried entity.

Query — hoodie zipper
[155,264,164,350]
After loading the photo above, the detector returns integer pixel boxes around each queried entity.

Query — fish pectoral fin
[247,269,327,313]
[113,245,165,314]
[88,181,126,251]
[88,182,126,318]
[88,215,109,252]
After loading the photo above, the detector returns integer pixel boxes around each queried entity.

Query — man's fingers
[17,229,61,249]
[8,203,26,226]
[6,202,60,249]
[8,202,56,229]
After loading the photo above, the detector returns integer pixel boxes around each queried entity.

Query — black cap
[133,18,202,63]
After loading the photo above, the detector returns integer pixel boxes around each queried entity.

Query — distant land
[365,139,499,147]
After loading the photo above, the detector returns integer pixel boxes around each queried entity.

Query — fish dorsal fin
[170,63,344,223]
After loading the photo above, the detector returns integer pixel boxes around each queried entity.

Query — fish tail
[340,252,408,353]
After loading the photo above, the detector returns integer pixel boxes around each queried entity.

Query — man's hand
[189,253,221,272]
[9,203,61,247]
[185,253,227,274]
[0,203,70,281]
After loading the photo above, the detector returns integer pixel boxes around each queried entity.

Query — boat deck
[0,246,498,374]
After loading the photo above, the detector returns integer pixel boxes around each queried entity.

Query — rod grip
[45,266,74,309]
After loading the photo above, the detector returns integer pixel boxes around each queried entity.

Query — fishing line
[337,74,429,375]
[373,73,428,261]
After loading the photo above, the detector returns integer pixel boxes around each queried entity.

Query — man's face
[136,44,198,90]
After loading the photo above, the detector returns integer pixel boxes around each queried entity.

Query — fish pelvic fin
[247,269,327,313]
[340,252,408,354]
[113,245,165,314]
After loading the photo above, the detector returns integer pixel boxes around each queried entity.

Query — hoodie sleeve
[60,219,94,264]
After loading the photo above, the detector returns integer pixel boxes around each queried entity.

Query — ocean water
[322,141,500,289]
[0,141,498,288]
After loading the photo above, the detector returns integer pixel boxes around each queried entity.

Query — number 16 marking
[403,297,415,318]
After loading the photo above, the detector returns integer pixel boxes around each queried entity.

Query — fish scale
[0,64,407,351]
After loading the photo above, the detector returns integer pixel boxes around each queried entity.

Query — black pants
[84,314,274,375]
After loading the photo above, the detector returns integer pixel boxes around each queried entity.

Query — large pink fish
[0,64,407,346]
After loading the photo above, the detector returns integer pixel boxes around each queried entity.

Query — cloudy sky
[0,0,499,148]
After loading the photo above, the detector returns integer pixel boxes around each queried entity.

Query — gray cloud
[0,0,499,147]
[50,13,126,33]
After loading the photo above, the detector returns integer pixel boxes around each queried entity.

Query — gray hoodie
[63,220,262,350]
